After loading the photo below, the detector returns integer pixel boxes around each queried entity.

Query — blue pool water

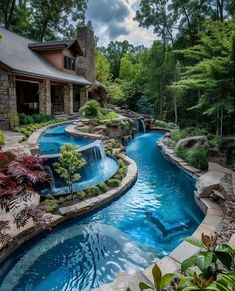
[0,131,204,291]
[39,125,92,155]
[38,125,119,195]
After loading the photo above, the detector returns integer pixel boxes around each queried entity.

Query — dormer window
[64,56,75,71]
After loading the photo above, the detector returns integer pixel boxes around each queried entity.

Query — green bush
[19,113,55,125]
[97,111,118,120]
[45,199,60,213]
[186,146,208,170]
[98,183,108,193]
[85,186,101,196]
[15,118,66,138]
[106,179,121,187]
[175,145,188,160]
[79,100,101,118]
[176,145,208,170]
[0,130,4,145]
[9,111,19,129]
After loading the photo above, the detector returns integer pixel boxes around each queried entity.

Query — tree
[53,144,86,195]
[0,0,87,41]
[95,49,111,85]
[171,20,235,138]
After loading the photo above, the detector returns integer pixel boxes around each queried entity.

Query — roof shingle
[0,27,90,85]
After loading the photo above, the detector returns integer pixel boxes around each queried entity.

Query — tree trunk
[220,106,223,140]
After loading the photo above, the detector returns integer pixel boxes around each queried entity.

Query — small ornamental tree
[53,144,86,195]
[0,151,51,246]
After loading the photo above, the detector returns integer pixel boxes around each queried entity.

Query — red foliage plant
[0,150,51,246]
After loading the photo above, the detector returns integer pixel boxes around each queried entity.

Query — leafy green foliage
[9,111,19,129]
[97,111,118,120]
[53,144,86,195]
[15,118,66,137]
[106,178,121,187]
[79,100,101,118]
[0,130,4,146]
[19,113,55,125]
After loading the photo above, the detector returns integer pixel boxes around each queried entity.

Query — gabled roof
[28,39,83,56]
[0,27,90,85]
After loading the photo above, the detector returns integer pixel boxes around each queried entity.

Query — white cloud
[86,0,156,47]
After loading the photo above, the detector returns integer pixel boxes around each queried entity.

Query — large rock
[6,144,31,160]
[175,135,210,152]
[195,171,226,198]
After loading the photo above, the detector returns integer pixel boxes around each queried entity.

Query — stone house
[0,26,96,129]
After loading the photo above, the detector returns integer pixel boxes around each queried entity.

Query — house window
[64,56,75,71]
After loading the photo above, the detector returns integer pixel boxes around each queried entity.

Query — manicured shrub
[19,113,55,125]
[85,186,101,196]
[79,100,101,118]
[186,146,208,170]
[106,179,120,187]
[45,199,59,213]
[98,182,108,193]
[0,130,4,146]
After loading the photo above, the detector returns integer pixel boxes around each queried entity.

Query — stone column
[64,83,73,115]
[80,86,88,106]
[39,79,51,115]
[0,69,17,129]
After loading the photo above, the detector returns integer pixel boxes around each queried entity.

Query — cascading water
[39,139,118,196]
[133,119,140,132]
[139,119,146,132]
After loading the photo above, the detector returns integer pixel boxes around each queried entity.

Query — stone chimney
[77,26,96,84]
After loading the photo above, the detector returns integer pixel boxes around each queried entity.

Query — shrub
[106,179,120,187]
[45,199,59,213]
[186,146,208,170]
[85,186,101,196]
[97,111,118,120]
[19,113,55,125]
[79,100,101,118]
[175,145,188,160]
[98,183,108,193]
[9,111,19,129]
[0,130,4,146]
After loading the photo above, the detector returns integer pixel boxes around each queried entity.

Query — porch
[15,76,88,116]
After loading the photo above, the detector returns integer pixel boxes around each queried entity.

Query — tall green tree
[171,20,235,138]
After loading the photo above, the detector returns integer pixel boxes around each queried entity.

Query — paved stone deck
[2,130,24,151]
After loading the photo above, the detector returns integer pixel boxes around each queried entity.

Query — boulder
[6,144,31,160]
[195,171,226,198]
[175,135,210,152]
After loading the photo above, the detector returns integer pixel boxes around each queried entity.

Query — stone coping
[0,154,138,265]
[65,124,102,140]
[26,120,73,152]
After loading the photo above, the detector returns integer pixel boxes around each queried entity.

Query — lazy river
[0,131,204,291]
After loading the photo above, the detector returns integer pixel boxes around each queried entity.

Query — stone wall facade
[77,26,96,84]
[0,68,17,129]
[64,83,73,115]
[39,79,51,115]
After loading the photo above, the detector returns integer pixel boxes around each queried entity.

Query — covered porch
[16,76,88,116]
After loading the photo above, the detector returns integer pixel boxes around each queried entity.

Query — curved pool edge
[0,154,138,265]
[93,136,224,291]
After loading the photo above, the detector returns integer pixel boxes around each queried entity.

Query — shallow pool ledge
[0,155,137,265]
[94,198,223,291]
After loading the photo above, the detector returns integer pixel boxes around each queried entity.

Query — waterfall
[133,119,140,132]
[79,140,106,163]
[139,119,146,132]
[46,166,56,192]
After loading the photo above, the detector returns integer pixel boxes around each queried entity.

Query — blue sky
[86,0,155,47]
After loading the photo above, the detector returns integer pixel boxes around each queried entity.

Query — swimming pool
[0,131,204,290]
[39,125,92,155]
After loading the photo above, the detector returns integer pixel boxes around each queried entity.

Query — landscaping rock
[195,171,226,198]
[175,135,210,151]
[6,144,31,159]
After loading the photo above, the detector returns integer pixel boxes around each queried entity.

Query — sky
[85,0,156,47]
